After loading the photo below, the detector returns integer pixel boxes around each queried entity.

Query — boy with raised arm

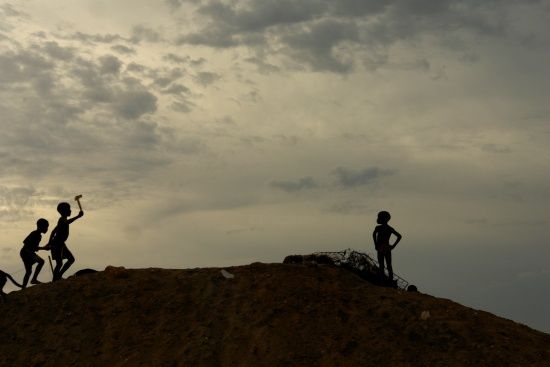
[372,210,402,282]
[48,202,83,281]
[20,218,49,288]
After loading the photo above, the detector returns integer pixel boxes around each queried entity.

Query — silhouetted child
[48,202,83,281]
[372,211,402,281]
[20,218,49,288]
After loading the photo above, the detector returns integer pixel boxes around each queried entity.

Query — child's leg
[53,259,63,281]
[58,247,75,279]
[22,260,33,288]
[385,252,393,280]
[31,256,44,284]
[377,251,385,277]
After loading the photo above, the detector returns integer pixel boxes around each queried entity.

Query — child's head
[37,218,49,233]
[377,211,391,224]
[57,202,71,217]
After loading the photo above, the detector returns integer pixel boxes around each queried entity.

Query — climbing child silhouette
[48,202,83,281]
[372,211,402,282]
[20,218,49,288]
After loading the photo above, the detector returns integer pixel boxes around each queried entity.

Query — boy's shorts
[20,248,41,264]
[51,242,70,261]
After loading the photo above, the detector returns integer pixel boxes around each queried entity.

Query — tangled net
[284,248,411,290]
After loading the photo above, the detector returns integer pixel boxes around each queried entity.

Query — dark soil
[1,263,549,366]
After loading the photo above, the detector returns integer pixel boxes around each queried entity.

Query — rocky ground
[1,262,549,366]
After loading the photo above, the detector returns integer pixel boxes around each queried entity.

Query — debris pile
[284,249,412,289]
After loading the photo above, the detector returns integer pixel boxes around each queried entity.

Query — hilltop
[1,263,549,366]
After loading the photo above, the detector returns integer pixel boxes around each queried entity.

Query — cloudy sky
[1,0,550,332]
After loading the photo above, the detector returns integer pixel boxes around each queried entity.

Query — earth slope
[1,263,549,366]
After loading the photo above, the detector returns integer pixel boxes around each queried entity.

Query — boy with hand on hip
[47,202,84,281]
[372,210,402,282]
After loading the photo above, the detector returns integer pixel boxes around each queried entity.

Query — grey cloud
[32,31,47,39]
[0,3,29,19]
[130,25,162,44]
[171,100,194,113]
[99,55,122,75]
[282,19,359,72]
[197,0,326,32]
[327,200,370,215]
[149,68,185,87]
[270,177,319,192]
[114,89,157,119]
[177,26,239,48]
[0,49,54,84]
[41,41,74,61]
[163,53,189,64]
[330,0,388,17]
[190,58,206,67]
[161,83,190,95]
[0,185,36,222]
[0,186,36,207]
[126,62,147,73]
[65,32,126,44]
[175,0,532,73]
[165,0,201,10]
[111,45,136,55]
[245,57,280,74]
[193,71,221,86]
[332,166,395,188]
[481,144,512,154]
[0,34,202,208]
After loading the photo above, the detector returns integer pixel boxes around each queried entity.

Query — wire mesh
[313,248,410,290]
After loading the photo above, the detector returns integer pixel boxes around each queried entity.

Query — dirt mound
[1,263,549,366]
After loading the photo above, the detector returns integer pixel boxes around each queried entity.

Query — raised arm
[67,210,84,224]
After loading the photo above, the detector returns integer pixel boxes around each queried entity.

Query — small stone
[221,269,234,279]
[420,310,431,320]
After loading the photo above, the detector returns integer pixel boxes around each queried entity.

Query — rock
[221,269,234,279]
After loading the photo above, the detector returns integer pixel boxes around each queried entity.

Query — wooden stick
[48,256,54,280]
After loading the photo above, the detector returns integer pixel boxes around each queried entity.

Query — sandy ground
[1,263,549,366]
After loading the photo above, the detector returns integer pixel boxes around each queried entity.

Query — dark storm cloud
[281,19,359,72]
[175,0,533,73]
[332,166,395,188]
[270,176,319,192]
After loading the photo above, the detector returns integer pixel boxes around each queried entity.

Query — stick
[48,256,54,280]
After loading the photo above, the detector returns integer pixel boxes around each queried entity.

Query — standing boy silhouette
[20,218,49,288]
[372,210,402,282]
[48,202,83,281]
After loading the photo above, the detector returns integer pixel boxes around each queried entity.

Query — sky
[1,0,550,332]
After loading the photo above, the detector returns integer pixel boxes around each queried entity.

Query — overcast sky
[1,0,549,332]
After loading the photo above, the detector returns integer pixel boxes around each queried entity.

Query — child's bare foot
[30,279,42,285]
